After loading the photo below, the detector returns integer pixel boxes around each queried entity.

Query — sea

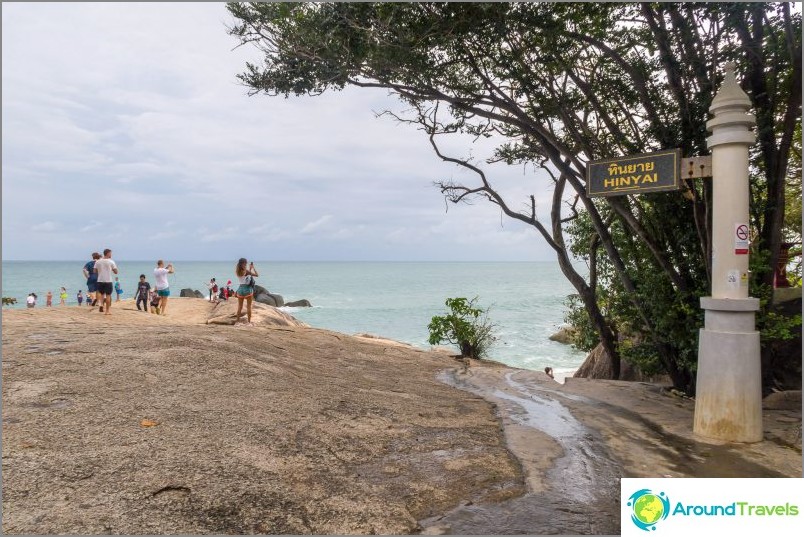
[1,261,587,379]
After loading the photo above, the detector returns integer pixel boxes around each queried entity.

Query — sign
[734,223,749,254]
[587,149,681,197]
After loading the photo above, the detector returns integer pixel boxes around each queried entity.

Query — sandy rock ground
[2,298,801,535]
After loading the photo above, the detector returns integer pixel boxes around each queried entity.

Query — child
[149,289,161,314]
[114,277,123,302]
[77,290,84,306]
[46,291,53,307]
[60,287,68,306]
[135,275,151,312]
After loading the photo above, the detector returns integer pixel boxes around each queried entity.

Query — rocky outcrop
[253,285,284,307]
[573,343,671,384]
[180,288,204,298]
[206,300,307,327]
[548,326,576,345]
[763,390,802,411]
[285,299,312,308]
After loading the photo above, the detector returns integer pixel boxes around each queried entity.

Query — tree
[428,297,497,359]
[227,2,801,393]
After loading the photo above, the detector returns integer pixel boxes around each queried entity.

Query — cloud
[299,215,334,235]
[80,221,103,233]
[1,3,560,262]
[31,221,60,232]
[199,227,240,243]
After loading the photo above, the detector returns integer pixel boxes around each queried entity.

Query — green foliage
[750,250,803,343]
[228,2,801,393]
[428,297,497,359]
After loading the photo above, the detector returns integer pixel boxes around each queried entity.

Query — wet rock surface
[418,364,801,535]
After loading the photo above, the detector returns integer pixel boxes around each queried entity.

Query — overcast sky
[2,2,559,262]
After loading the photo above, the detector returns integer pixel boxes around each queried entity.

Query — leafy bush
[428,297,497,359]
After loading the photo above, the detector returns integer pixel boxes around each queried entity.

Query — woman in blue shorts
[235,258,259,325]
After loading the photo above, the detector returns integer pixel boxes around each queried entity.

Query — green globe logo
[627,489,670,531]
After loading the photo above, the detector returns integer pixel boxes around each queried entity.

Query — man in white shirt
[153,260,175,315]
[93,248,119,315]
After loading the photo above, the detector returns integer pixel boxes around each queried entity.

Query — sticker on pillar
[734,223,749,254]
[740,271,749,287]
[727,270,739,289]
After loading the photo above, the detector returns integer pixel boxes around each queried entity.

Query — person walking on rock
[235,258,259,325]
[135,275,151,312]
[83,252,101,306]
[153,260,174,315]
[93,248,118,316]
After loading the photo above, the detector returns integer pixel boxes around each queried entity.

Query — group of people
[81,251,175,316]
[206,278,235,303]
[79,252,261,324]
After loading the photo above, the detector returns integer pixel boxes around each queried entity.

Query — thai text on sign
[587,149,681,197]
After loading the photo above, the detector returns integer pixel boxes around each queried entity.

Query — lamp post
[693,63,762,443]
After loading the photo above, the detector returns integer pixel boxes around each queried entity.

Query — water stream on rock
[420,371,622,535]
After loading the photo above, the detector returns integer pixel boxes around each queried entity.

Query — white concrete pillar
[693,63,763,443]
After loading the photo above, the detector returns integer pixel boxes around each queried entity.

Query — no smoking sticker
[734,223,749,254]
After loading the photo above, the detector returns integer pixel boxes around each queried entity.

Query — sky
[2,2,560,262]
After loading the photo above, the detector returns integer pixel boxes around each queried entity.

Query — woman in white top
[235,257,259,325]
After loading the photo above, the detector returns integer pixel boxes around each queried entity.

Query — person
[114,277,123,302]
[223,280,232,301]
[59,287,68,306]
[27,293,36,308]
[149,289,161,314]
[83,252,101,307]
[153,260,174,315]
[544,366,554,380]
[207,278,218,302]
[235,258,260,325]
[93,248,118,315]
[135,275,151,312]
[46,291,53,307]
[77,290,84,306]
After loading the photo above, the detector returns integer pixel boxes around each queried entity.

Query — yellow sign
[587,149,681,197]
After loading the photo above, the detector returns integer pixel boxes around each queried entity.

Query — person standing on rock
[153,260,174,316]
[235,258,259,325]
[93,248,118,316]
[208,278,218,303]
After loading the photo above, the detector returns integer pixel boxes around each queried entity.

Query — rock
[205,301,307,327]
[179,289,205,299]
[573,343,614,379]
[285,299,312,308]
[548,326,576,344]
[253,285,284,307]
[763,390,802,410]
[573,342,671,384]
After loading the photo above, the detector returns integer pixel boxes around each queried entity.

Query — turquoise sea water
[1,261,586,374]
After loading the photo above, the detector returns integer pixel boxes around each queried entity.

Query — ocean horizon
[1,260,588,376]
